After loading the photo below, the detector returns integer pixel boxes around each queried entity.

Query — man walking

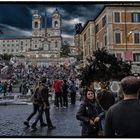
[31,77,55,130]
[105,76,140,137]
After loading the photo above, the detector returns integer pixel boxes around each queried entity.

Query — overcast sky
[0,2,105,45]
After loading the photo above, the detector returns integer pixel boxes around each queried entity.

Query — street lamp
[125,31,133,66]
[128,31,132,36]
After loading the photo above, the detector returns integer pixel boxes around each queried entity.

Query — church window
[54,21,58,27]
[34,22,38,28]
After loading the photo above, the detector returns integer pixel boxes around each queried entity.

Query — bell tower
[52,8,61,29]
[32,10,42,36]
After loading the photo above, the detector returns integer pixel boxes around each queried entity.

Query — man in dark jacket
[69,79,76,104]
[31,77,55,130]
[62,79,69,108]
[105,76,140,137]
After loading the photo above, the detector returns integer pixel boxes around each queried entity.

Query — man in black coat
[105,76,140,137]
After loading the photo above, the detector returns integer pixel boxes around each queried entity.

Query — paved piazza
[0,101,81,137]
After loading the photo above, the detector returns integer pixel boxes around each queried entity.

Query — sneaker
[40,123,47,127]
[24,121,30,127]
[48,125,56,130]
[31,124,37,130]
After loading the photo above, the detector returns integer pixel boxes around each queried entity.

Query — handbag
[88,124,99,134]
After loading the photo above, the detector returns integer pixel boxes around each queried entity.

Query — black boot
[40,123,47,127]
[24,121,30,127]
[31,123,37,130]
[48,125,56,130]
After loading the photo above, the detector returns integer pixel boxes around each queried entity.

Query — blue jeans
[33,105,52,127]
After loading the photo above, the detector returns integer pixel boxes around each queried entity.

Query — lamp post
[124,7,133,63]
[125,7,128,51]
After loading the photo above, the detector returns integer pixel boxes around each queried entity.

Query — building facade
[80,21,95,65]
[0,9,62,66]
[76,4,140,66]
[74,33,83,54]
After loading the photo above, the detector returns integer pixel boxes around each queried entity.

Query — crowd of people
[0,63,80,96]
[76,76,140,137]
[22,66,140,137]
[16,64,82,130]
[0,80,13,96]
[1,62,140,137]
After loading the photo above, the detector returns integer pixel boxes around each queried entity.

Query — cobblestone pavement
[0,100,81,137]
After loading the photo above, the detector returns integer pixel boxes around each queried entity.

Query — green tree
[60,40,70,57]
[81,48,132,86]
[2,53,13,61]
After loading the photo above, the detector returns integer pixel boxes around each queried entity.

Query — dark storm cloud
[60,4,104,19]
[0,4,32,29]
[0,2,104,44]
[59,4,104,36]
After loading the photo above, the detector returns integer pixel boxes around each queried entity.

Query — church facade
[0,9,62,66]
